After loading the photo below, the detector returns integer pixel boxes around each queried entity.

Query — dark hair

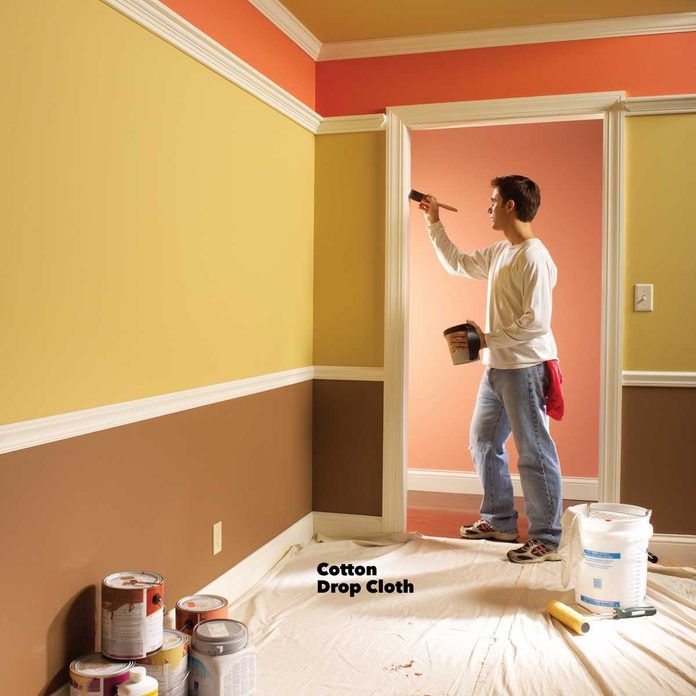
[490,175,541,222]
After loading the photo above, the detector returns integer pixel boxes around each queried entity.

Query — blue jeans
[469,364,563,548]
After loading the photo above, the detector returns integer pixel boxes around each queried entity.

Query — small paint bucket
[137,628,189,695]
[101,571,165,660]
[443,323,481,365]
[176,594,229,635]
[69,653,134,696]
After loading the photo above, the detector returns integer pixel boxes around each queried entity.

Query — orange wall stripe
[316,33,696,116]
[161,0,316,109]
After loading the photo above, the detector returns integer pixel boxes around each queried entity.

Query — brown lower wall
[313,380,384,516]
[621,386,696,535]
[0,382,312,695]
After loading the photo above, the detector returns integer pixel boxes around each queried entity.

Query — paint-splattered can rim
[70,653,135,677]
[176,594,228,612]
[103,571,164,589]
[159,628,189,651]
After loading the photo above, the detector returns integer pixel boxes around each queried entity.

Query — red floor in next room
[407,491,586,541]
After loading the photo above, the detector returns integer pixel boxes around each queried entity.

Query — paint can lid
[176,594,228,612]
[160,628,189,651]
[71,653,135,677]
[103,571,164,589]
[192,619,248,656]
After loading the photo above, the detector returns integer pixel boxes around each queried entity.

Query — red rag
[544,359,565,420]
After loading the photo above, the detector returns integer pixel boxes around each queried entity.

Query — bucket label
[584,550,621,559]
[580,594,620,608]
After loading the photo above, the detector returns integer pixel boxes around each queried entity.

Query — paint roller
[409,189,458,212]
[546,600,657,635]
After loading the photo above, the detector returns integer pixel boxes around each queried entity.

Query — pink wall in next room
[408,120,603,479]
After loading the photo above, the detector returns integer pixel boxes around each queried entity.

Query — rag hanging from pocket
[545,359,565,420]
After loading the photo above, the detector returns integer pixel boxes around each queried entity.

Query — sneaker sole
[459,527,519,542]
[507,552,561,564]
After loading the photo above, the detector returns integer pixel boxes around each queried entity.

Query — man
[420,175,563,563]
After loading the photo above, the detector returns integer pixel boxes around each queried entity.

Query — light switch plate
[634,284,653,312]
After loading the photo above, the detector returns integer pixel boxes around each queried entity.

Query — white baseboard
[313,511,384,537]
[49,686,69,696]
[650,534,696,567]
[408,468,599,501]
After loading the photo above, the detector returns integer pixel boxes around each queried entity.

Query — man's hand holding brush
[418,194,440,224]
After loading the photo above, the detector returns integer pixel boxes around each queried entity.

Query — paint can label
[70,654,133,696]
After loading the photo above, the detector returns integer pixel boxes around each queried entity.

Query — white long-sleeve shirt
[427,220,558,369]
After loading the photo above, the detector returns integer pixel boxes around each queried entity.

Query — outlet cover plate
[213,521,222,555]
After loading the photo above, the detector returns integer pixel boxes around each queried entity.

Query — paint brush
[547,600,657,635]
[409,188,458,212]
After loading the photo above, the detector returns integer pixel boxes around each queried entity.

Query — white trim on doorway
[383,91,626,533]
[408,469,599,501]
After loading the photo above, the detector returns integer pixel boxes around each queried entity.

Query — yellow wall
[313,133,385,366]
[0,0,315,424]
[624,114,696,371]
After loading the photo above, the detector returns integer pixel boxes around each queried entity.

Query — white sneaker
[459,519,519,541]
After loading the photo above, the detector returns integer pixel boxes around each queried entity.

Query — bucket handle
[586,503,652,518]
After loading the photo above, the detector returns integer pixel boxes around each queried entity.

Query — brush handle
[409,189,458,213]
[613,606,657,619]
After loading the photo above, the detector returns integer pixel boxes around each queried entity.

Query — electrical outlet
[634,284,653,312]
[213,521,222,555]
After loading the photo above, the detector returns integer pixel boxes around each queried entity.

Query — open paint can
[176,594,229,636]
[137,628,189,696]
[70,653,134,695]
[102,571,165,660]
[443,323,481,364]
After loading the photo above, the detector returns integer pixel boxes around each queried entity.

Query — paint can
[136,628,189,695]
[102,571,165,660]
[70,653,134,696]
[189,619,256,696]
[443,323,481,365]
[175,594,229,635]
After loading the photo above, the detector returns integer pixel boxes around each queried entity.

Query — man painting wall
[420,177,564,563]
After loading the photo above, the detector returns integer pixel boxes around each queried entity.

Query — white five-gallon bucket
[573,502,653,614]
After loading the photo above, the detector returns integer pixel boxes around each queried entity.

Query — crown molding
[317,114,387,134]
[625,94,696,115]
[622,371,696,387]
[247,0,321,60]
[100,0,321,133]
[318,12,696,61]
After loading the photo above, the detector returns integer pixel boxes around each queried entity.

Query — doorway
[406,120,603,536]
[380,93,626,533]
